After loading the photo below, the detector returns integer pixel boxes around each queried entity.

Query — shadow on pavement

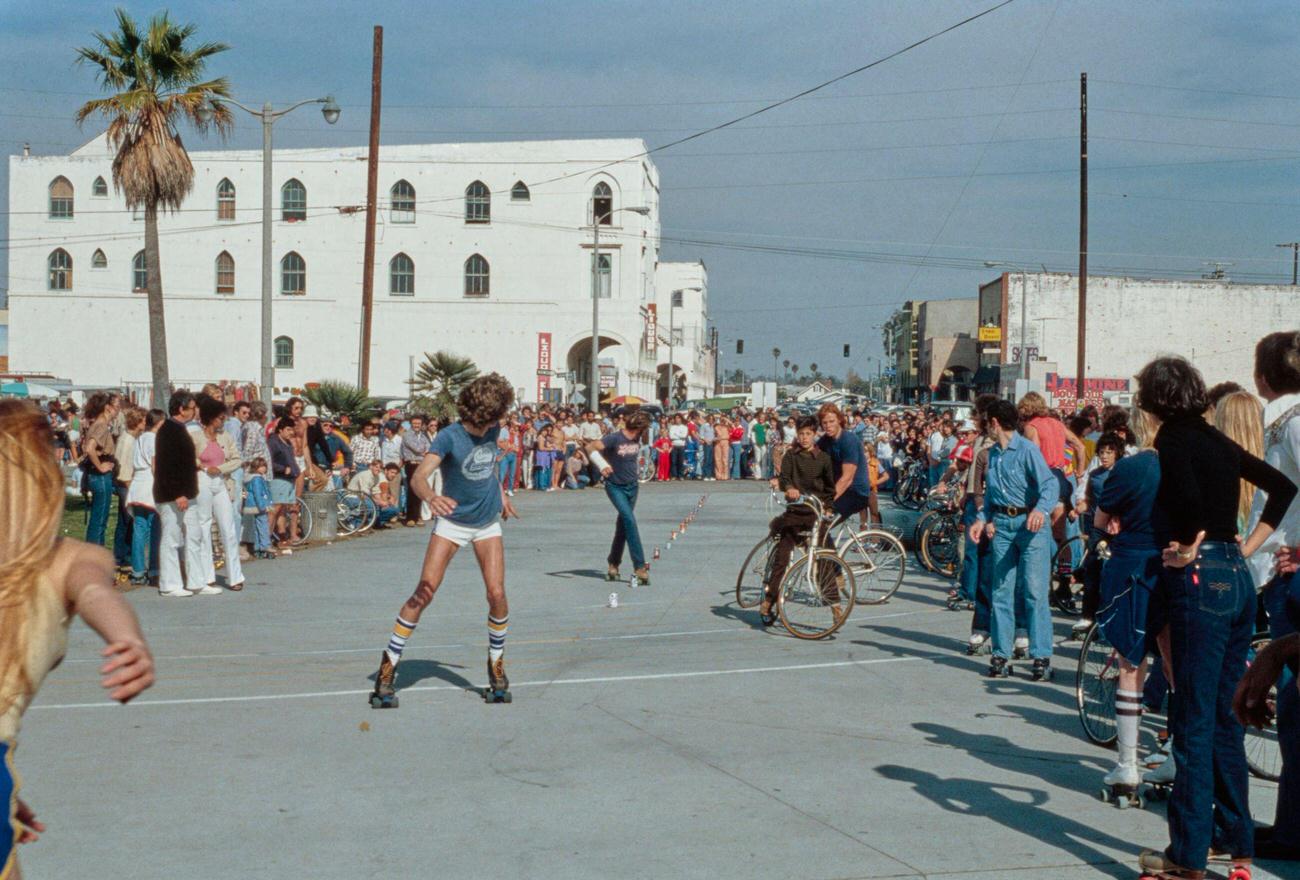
[875,764,1134,879]
[546,568,609,581]
[369,659,476,691]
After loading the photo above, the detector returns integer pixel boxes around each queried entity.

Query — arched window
[92,176,108,198]
[389,253,415,296]
[217,178,236,221]
[47,249,72,290]
[48,177,74,218]
[281,252,306,295]
[281,178,306,221]
[591,181,613,225]
[511,181,530,202]
[91,249,108,269]
[390,180,415,223]
[464,254,489,297]
[215,251,235,294]
[465,180,490,224]
[132,250,148,292]
[592,253,611,299]
[274,336,294,369]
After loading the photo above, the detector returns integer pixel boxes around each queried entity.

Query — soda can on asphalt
[608,592,619,608]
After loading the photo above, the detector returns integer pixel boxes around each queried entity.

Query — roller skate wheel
[1227,869,1250,880]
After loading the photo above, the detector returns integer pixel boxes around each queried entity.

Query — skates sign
[588,410,652,586]
[370,375,519,708]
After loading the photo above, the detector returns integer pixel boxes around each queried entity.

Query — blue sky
[4,0,1300,378]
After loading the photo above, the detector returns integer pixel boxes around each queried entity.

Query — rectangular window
[49,198,73,219]
[591,253,611,299]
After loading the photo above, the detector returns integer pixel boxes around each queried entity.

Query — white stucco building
[978,272,1297,402]
[7,134,713,406]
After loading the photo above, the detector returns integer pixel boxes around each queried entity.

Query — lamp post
[198,95,340,404]
[666,286,703,409]
[590,204,650,410]
[984,260,1034,381]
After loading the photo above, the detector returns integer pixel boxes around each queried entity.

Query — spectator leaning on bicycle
[763,416,835,627]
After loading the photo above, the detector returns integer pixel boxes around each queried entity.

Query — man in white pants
[153,391,208,596]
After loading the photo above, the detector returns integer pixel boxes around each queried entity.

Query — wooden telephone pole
[358,26,383,390]
[1076,72,1088,406]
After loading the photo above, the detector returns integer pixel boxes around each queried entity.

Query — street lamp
[590,204,650,410]
[666,286,703,409]
[197,95,340,404]
[984,260,1035,381]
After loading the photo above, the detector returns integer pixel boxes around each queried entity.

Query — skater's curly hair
[0,401,65,718]
[457,373,515,427]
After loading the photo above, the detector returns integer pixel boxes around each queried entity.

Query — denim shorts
[1097,546,1162,666]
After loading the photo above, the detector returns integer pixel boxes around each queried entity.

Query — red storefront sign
[536,332,552,402]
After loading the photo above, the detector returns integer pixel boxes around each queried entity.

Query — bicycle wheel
[359,494,378,533]
[840,528,906,605]
[1245,634,1282,782]
[778,550,855,639]
[291,497,312,546]
[736,535,776,609]
[920,515,961,579]
[337,491,365,536]
[1076,623,1119,747]
[1052,533,1086,580]
[638,446,655,483]
[912,510,939,570]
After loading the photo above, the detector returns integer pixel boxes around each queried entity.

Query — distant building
[885,297,977,402]
[979,272,1293,405]
[7,134,713,405]
[795,380,834,402]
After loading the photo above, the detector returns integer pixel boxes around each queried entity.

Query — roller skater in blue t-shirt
[369,374,519,708]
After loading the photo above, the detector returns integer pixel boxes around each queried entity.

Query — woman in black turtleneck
[1135,356,1297,879]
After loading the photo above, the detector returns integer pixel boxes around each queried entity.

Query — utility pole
[358,26,383,391]
[1076,71,1088,409]
[1277,242,1299,285]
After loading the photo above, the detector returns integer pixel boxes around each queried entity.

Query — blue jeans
[498,452,517,490]
[252,512,272,551]
[729,443,742,479]
[988,512,1052,660]
[701,443,715,479]
[113,483,133,566]
[130,507,160,578]
[605,481,645,569]
[1165,542,1255,870]
[960,498,995,631]
[85,471,114,547]
[928,463,944,488]
[1263,571,1299,846]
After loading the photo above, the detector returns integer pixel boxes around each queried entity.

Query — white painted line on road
[60,626,751,664]
[32,655,924,711]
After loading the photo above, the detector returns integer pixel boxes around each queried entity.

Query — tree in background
[303,381,383,428]
[76,8,231,406]
[409,351,479,421]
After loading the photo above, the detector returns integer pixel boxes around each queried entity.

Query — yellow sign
[978,326,1002,343]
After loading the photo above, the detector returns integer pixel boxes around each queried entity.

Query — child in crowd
[654,432,672,482]
[243,458,275,560]
[1069,431,1124,637]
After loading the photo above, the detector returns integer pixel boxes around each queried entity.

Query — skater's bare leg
[472,535,508,621]
[399,534,459,624]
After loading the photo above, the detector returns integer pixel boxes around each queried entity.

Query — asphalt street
[20,481,1285,879]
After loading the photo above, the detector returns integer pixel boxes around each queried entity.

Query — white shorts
[432,518,503,547]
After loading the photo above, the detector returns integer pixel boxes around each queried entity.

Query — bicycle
[271,496,312,548]
[336,488,378,536]
[912,484,962,577]
[638,444,656,483]
[1075,623,1281,782]
[770,496,857,639]
[891,458,929,510]
[739,491,905,608]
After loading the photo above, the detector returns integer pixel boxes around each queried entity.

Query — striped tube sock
[1115,688,1143,765]
[386,616,417,666]
[488,614,509,662]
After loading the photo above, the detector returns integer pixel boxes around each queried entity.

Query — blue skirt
[1097,545,1163,666]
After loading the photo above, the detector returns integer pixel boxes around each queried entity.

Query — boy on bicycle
[763,417,835,625]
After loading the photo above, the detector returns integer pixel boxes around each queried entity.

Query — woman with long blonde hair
[1213,390,1265,534]
[0,401,155,878]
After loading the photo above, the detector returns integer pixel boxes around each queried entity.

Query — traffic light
[736,339,744,354]
[843,344,850,357]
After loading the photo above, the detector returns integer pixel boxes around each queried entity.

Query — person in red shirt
[654,434,672,482]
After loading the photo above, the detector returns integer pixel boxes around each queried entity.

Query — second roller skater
[369,374,519,708]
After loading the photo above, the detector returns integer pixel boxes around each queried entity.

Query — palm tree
[782,358,790,383]
[76,9,232,406]
[771,347,780,383]
[409,351,479,420]
[791,364,800,381]
[810,362,819,379]
[304,380,382,427]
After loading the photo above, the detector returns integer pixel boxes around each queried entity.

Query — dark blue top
[601,431,643,486]
[1083,464,1112,541]
[1096,450,1166,550]
[817,430,872,496]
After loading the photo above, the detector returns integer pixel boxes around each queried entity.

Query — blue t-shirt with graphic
[817,430,872,497]
[429,423,502,527]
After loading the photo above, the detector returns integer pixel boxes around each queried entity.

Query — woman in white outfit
[191,397,244,592]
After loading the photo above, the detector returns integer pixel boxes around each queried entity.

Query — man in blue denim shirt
[969,399,1057,680]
